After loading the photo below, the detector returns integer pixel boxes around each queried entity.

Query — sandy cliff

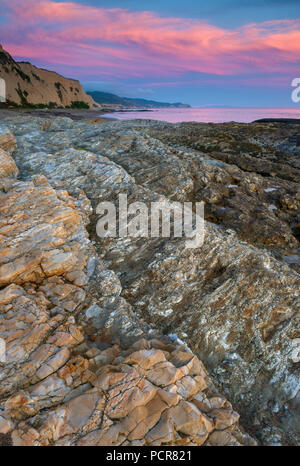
[0,45,97,108]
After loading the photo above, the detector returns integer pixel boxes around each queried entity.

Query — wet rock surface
[0,116,299,445]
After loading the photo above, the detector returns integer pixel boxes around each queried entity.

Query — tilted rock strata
[0,181,90,286]
[0,148,18,179]
[0,128,16,154]
[0,129,255,446]
[0,117,299,445]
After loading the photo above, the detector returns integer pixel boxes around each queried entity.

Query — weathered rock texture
[0,45,97,108]
[0,116,299,446]
[0,125,255,447]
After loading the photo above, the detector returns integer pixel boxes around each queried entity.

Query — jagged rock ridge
[0,115,299,446]
[0,124,255,446]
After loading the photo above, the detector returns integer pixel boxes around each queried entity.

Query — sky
[1,0,300,106]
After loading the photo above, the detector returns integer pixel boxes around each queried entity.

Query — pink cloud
[2,0,300,79]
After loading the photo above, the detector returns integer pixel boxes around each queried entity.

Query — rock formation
[0,45,97,108]
[0,78,5,103]
[0,115,299,446]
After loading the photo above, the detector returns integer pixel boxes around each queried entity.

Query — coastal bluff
[0,45,97,108]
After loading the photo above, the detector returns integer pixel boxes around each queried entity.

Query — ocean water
[102,107,300,124]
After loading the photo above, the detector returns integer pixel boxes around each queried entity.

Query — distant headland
[87,90,191,109]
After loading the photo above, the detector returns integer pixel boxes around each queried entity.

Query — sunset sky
[1,0,300,106]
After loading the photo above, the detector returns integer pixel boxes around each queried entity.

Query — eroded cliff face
[0,116,299,446]
[0,45,97,108]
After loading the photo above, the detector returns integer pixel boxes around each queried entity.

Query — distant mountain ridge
[0,45,97,108]
[87,90,190,108]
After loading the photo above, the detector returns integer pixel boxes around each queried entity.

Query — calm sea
[102,107,300,124]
